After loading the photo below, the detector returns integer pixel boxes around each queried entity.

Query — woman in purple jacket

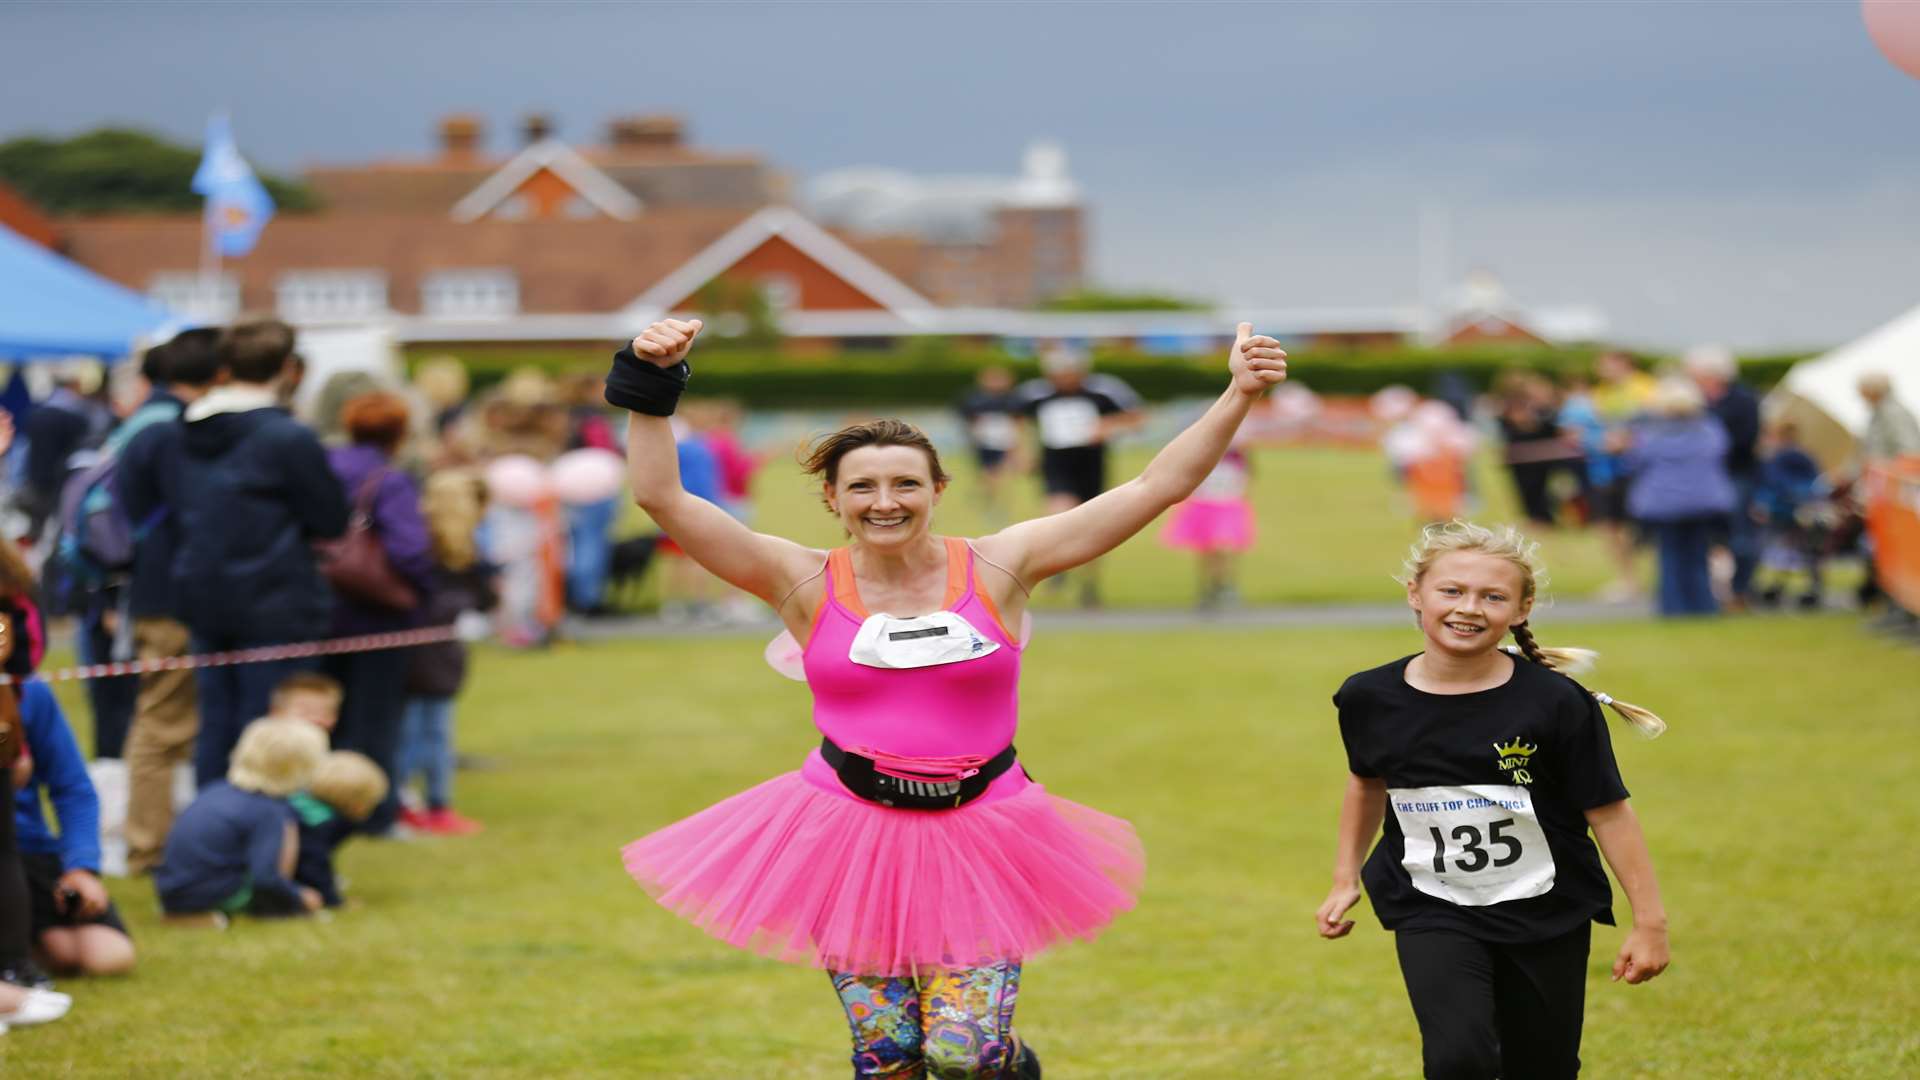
[1623,378,1736,616]
[322,392,434,835]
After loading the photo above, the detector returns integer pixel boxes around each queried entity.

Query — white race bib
[972,413,1019,451]
[847,611,1001,670]
[1389,785,1555,907]
[1036,399,1100,449]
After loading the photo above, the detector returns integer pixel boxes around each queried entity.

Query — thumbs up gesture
[1230,323,1288,396]
[630,318,705,368]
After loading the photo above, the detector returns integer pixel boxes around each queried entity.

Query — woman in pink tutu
[608,318,1288,1078]
[1159,443,1256,609]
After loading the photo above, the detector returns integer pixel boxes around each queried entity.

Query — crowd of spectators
[1473,348,1918,624]
[0,315,652,1033]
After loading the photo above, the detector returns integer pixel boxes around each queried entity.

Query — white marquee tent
[1770,303,1920,467]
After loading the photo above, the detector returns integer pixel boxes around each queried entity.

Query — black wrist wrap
[604,344,690,416]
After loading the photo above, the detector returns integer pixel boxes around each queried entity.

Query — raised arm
[616,319,821,606]
[976,324,1286,586]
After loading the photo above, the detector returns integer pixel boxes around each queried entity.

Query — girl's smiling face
[1407,551,1533,659]
[826,444,945,549]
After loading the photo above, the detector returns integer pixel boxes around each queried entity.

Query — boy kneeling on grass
[154,719,328,926]
[291,752,388,908]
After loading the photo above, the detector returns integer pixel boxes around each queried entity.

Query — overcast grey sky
[5,1,1917,350]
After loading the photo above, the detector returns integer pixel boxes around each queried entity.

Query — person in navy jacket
[162,319,348,790]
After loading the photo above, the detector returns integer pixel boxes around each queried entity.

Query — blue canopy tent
[0,223,175,362]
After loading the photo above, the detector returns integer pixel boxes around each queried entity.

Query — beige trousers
[122,616,198,875]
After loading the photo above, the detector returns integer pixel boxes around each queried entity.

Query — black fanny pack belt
[820,737,1018,810]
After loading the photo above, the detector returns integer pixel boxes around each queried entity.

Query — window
[276,270,388,322]
[759,273,800,311]
[148,271,240,322]
[420,269,520,319]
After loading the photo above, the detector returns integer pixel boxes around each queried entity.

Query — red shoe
[424,808,483,835]
[397,806,432,832]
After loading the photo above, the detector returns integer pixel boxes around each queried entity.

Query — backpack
[41,400,176,617]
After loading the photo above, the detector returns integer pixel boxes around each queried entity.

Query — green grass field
[10,612,1917,1077]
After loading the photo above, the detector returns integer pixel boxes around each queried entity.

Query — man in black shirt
[1014,345,1143,607]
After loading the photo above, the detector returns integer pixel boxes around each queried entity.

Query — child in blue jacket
[11,679,137,977]
[154,718,327,922]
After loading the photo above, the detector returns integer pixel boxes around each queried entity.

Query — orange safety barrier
[1407,452,1468,523]
[1865,455,1920,615]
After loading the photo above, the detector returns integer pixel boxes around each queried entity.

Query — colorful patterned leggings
[830,963,1025,1079]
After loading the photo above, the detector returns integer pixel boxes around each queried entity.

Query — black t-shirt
[1016,375,1141,452]
[1335,654,1630,944]
[955,389,1022,452]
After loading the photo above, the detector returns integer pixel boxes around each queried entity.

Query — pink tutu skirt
[1160,497,1255,553]
[622,770,1145,976]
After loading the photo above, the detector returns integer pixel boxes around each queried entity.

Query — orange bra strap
[828,548,869,619]
[942,536,969,609]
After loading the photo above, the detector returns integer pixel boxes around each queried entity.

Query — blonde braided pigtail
[1511,621,1665,739]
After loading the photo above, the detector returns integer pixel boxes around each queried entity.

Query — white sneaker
[0,987,73,1026]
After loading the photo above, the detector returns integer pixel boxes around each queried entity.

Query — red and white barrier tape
[1,624,461,686]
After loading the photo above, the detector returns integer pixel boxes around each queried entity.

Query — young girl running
[1316,521,1670,1080]
[1158,443,1255,609]
[612,318,1287,1078]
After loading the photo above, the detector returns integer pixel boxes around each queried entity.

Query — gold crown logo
[1493,739,1538,759]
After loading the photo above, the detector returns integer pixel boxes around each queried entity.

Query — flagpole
[199,197,221,321]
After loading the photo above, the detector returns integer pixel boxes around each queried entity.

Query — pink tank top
[798,538,1028,803]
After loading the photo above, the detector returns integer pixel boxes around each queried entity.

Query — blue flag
[191,115,275,257]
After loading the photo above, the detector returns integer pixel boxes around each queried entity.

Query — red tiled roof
[0,182,57,248]
[58,208,760,314]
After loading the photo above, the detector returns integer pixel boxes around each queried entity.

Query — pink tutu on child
[622,769,1145,976]
[1160,497,1255,552]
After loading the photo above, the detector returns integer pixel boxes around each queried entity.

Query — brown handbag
[315,468,420,612]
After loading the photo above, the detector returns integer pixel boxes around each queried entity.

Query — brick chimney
[606,114,684,152]
[437,113,485,161]
[521,112,555,145]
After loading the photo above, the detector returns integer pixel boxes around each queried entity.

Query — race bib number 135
[1389,785,1555,907]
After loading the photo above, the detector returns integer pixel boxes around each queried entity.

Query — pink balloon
[1269,383,1322,423]
[1865,0,1920,79]
[1370,385,1419,422]
[550,448,627,506]
[484,454,551,509]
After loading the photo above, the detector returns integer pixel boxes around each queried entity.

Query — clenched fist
[630,318,705,367]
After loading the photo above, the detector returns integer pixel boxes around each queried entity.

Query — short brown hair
[800,419,951,501]
[217,316,296,383]
[341,391,412,454]
[271,671,342,712]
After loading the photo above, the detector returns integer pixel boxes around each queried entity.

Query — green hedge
[404,343,1809,408]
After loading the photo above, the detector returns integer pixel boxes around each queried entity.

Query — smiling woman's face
[827,444,944,548]
[1407,550,1533,660]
